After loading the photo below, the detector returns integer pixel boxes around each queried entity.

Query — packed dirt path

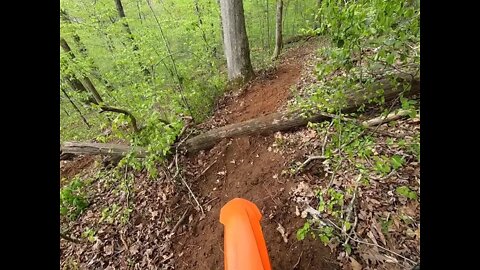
[172,40,339,269]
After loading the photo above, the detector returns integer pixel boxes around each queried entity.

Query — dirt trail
[173,41,338,269]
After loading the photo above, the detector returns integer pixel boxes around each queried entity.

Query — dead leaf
[104,244,114,255]
[367,231,379,246]
[276,223,289,243]
[372,219,387,246]
[129,243,139,255]
[350,257,362,270]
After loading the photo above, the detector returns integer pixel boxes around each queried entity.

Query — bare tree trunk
[219,0,254,84]
[61,85,91,129]
[272,0,283,59]
[114,0,134,40]
[61,9,115,92]
[266,0,270,51]
[61,37,140,133]
[114,0,151,77]
[194,0,212,55]
[60,37,103,104]
[313,0,322,29]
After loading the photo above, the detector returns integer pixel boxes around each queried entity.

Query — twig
[348,236,416,265]
[169,130,205,215]
[99,105,141,133]
[180,175,205,215]
[294,155,326,175]
[60,232,81,244]
[307,206,416,265]
[171,208,190,235]
[120,232,129,253]
[197,159,218,179]
[159,253,174,264]
[263,185,280,206]
[342,175,361,236]
[321,120,335,156]
[168,124,191,170]
[292,251,304,269]
[203,197,219,206]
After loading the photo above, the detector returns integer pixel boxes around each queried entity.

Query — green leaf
[320,234,330,245]
[391,155,404,170]
[386,53,395,65]
[396,186,417,200]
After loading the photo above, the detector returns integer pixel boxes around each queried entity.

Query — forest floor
[60,37,419,270]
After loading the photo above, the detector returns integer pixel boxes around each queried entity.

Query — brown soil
[60,155,96,184]
[172,40,339,269]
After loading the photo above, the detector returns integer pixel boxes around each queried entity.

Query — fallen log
[60,142,146,159]
[184,76,419,153]
[61,75,419,157]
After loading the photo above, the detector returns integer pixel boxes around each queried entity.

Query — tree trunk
[266,0,270,50]
[60,37,104,104]
[61,9,115,92]
[313,0,322,29]
[219,0,254,84]
[114,0,133,39]
[61,85,91,129]
[114,0,151,77]
[61,76,419,157]
[272,0,283,59]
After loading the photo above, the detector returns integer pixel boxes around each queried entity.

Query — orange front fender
[220,198,272,270]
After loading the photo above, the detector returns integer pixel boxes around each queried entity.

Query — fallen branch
[61,142,146,158]
[362,109,412,127]
[184,76,419,153]
[100,106,139,133]
[294,155,326,175]
[170,208,190,235]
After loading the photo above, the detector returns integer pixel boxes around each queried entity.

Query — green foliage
[391,154,404,170]
[294,1,420,254]
[396,185,417,200]
[296,221,311,240]
[318,225,334,245]
[294,0,420,113]
[81,227,96,243]
[373,155,391,175]
[60,177,89,220]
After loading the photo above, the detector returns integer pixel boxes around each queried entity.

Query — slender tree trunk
[61,9,115,92]
[146,0,194,119]
[61,37,140,132]
[219,0,254,84]
[266,0,270,50]
[114,0,151,77]
[194,0,212,55]
[216,0,224,57]
[61,86,91,128]
[114,0,134,40]
[272,0,283,59]
[313,0,322,29]
[60,37,104,104]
